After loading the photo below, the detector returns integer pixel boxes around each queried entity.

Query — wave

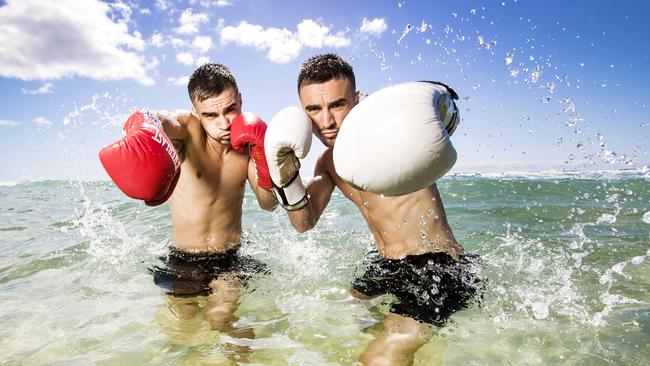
[449,167,650,180]
[0,179,110,188]
[2,167,649,188]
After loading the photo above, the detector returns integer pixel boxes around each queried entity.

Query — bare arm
[156,110,192,140]
[287,152,336,233]
[247,159,278,211]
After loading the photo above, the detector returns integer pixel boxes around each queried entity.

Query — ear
[238,92,243,109]
[354,90,360,106]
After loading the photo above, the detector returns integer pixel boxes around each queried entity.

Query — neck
[206,136,230,154]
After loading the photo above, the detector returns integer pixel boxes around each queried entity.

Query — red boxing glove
[230,112,273,190]
[99,111,181,206]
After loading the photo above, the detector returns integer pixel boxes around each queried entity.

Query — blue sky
[0,0,648,182]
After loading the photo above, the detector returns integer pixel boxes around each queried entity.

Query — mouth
[321,130,338,139]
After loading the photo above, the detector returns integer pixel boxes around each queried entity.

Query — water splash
[397,24,414,45]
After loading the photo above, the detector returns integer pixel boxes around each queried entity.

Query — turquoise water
[1,172,649,365]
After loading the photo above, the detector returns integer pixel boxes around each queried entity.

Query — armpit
[172,139,186,163]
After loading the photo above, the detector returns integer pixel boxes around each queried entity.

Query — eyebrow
[304,97,348,111]
[201,101,237,116]
[327,98,348,108]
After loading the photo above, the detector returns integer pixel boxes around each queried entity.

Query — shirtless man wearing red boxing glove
[99,64,276,343]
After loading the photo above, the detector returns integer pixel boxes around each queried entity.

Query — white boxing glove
[264,106,313,210]
[333,81,459,196]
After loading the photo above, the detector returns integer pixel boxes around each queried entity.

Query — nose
[321,108,336,129]
[217,115,231,130]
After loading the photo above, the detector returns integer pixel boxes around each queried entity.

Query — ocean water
[1,172,649,365]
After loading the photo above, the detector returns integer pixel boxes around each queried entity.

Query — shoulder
[315,148,334,173]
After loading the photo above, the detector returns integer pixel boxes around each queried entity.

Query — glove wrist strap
[273,173,308,210]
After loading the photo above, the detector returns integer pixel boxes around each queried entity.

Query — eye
[330,100,347,109]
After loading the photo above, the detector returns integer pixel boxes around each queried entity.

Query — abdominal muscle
[167,145,249,254]
[170,201,244,253]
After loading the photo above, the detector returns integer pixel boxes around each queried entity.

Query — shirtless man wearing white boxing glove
[99,64,276,357]
[265,54,482,366]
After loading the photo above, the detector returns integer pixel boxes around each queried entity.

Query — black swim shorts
[149,247,267,297]
[352,251,483,326]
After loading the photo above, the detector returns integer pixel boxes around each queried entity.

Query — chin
[317,135,336,148]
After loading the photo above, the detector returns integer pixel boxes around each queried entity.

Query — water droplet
[546,82,555,93]
[505,49,515,65]
[419,20,428,33]
[397,24,414,45]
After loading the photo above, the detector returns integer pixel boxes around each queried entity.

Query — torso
[321,148,458,260]
[168,116,249,253]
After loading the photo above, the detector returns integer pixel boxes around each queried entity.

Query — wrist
[272,173,307,210]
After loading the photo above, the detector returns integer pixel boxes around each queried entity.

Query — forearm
[255,187,278,212]
[287,201,317,233]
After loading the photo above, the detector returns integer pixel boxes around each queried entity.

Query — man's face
[192,87,242,145]
[299,77,359,148]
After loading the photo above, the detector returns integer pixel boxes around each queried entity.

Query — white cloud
[109,1,133,24]
[0,120,20,126]
[219,19,350,64]
[145,56,160,70]
[191,0,234,6]
[0,0,153,85]
[360,17,388,36]
[192,36,214,54]
[176,52,195,65]
[155,0,171,11]
[195,56,210,66]
[167,76,190,86]
[150,32,165,47]
[297,19,350,48]
[21,83,54,95]
[171,38,189,48]
[33,117,52,126]
[175,9,209,35]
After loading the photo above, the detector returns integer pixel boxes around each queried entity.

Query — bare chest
[179,142,249,194]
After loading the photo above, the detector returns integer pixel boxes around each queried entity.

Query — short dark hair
[188,63,238,103]
[297,54,356,92]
